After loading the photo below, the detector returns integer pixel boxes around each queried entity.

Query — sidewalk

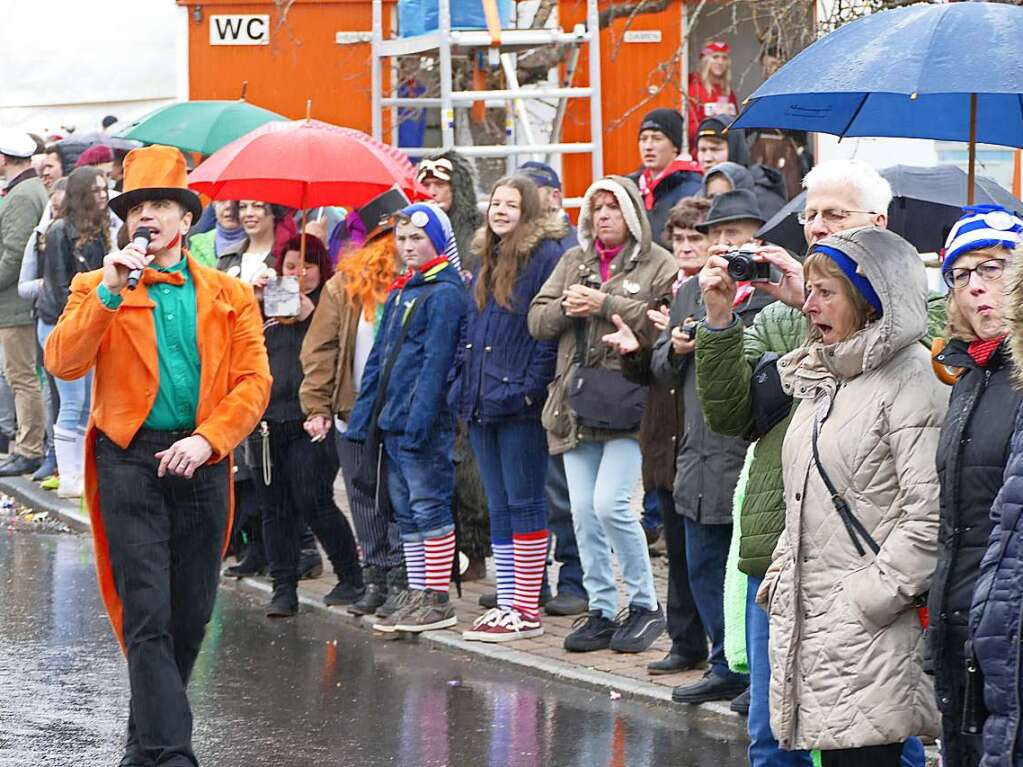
[0,472,743,734]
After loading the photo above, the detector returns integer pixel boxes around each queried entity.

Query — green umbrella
[114,100,287,156]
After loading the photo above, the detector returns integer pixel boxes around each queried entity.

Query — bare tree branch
[598,0,671,28]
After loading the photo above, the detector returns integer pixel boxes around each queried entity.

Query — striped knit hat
[943,204,1023,275]
[398,201,461,271]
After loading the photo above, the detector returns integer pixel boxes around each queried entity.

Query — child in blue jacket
[346,203,466,634]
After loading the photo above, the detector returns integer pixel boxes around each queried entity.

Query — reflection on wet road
[0,524,746,766]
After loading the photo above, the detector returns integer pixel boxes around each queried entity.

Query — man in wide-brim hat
[44,145,271,766]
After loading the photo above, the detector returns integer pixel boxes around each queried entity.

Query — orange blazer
[44,254,272,646]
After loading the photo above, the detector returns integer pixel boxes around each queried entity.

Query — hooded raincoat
[759,227,946,751]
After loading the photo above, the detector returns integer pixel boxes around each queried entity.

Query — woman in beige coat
[758,227,946,766]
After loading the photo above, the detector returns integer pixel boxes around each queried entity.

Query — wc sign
[209,15,270,46]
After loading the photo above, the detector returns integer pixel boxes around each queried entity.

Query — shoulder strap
[369,283,438,422]
[572,318,590,368]
[811,416,881,557]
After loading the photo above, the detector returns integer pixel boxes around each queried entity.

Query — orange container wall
[179,0,392,133]
[558,0,684,200]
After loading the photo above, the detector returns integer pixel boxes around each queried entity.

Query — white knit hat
[943,204,1023,274]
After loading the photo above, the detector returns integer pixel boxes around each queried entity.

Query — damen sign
[209,15,270,46]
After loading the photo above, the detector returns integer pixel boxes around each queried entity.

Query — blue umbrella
[731,2,1023,202]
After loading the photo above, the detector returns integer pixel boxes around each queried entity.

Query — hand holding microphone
[102,227,153,295]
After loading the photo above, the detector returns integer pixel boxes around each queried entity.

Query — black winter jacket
[38,220,107,325]
[971,402,1023,767]
[930,341,1021,744]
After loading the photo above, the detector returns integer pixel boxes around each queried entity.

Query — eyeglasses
[796,208,876,225]
[943,258,1006,290]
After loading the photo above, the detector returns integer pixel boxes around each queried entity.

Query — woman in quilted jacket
[758,227,946,766]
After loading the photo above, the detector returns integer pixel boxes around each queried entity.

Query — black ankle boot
[324,577,365,606]
[376,564,409,618]
[266,584,298,618]
[223,546,267,578]
[299,548,324,579]
[349,566,387,615]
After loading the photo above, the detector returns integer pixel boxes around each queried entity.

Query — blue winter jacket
[971,403,1023,767]
[346,259,466,449]
[452,220,565,423]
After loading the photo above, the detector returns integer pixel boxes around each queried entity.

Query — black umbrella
[757,164,1023,255]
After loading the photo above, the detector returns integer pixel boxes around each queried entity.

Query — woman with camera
[454,175,566,643]
[643,189,773,707]
[527,176,676,654]
[756,227,944,766]
[252,234,364,618]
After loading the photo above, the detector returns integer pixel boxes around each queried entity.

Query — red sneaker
[462,607,506,641]
[476,608,543,643]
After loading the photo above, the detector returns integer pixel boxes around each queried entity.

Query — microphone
[126,227,152,291]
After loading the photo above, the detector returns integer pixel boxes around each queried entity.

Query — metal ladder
[369,0,604,182]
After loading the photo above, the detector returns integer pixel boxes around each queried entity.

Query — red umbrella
[187,118,425,212]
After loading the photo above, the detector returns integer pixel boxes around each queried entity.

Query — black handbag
[567,318,647,431]
[351,286,435,512]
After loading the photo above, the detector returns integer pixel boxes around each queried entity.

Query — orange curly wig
[336,232,401,321]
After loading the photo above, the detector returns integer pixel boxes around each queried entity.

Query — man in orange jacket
[44,145,271,767]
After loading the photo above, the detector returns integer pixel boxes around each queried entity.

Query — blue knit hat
[812,243,883,317]
[399,202,454,258]
[943,204,1023,275]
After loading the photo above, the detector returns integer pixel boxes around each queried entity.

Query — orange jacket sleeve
[44,274,117,381]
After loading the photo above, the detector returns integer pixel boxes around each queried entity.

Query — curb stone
[0,476,89,531]
[230,574,743,736]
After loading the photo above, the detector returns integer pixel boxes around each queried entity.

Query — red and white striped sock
[424,530,456,593]
[404,540,426,591]
[512,530,548,620]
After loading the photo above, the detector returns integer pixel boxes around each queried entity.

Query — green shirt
[98,258,201,430]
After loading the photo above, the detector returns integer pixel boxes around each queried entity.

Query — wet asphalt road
[0,521,746,767]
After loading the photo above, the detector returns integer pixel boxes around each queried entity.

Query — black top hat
[696,189,765,232]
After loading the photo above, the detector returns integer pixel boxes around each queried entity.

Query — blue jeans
[563,438,657,618]
[545,453,585,599]
[641,488,663,532]
[747,575,813,767]
[901,738,925,767]
[469,419,548,539]
[685,517,745,681]
[38,321,91,431]
[383,427,456,543]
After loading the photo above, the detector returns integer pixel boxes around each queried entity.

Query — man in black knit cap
[628,108,703,249]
